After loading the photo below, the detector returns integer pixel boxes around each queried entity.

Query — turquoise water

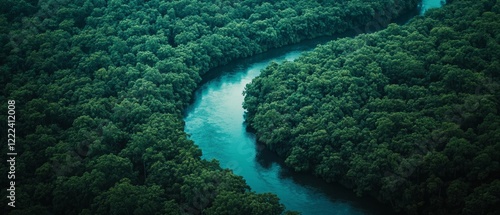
[421,0,445,14]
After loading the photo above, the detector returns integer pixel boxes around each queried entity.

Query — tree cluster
[244,0,500,214]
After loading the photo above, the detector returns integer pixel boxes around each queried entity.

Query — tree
[91,178,165,215]
[205,191,284,215]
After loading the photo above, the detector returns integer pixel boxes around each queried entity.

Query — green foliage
[243,0,500,214]
[91,178,166,215]
[0,0,422,214]
[0,0,421,214]
[205,191,285,215]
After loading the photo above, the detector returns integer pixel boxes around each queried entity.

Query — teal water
[421,0,446,14]
[184,1,443,214]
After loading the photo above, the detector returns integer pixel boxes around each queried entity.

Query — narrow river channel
[184,2,444,214]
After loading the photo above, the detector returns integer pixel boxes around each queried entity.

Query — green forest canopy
[243,0,500,214]
[0,0,422,214]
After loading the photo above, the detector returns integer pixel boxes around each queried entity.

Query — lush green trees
[205,191,285,215]
[244,0,500,214]
[1,0,423,214]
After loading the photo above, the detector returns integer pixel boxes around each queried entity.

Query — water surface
[421,0,445,14]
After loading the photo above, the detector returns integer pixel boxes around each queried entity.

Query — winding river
[184,2,443,214]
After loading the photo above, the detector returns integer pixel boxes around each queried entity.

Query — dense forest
[244,0,500,214]
[0,0,423,214]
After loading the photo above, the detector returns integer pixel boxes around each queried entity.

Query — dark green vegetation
[244,0,500,214]
[0,0,421,214]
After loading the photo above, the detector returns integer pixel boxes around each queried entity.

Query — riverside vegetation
[244,0,500,214]
[0,0,422,214]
